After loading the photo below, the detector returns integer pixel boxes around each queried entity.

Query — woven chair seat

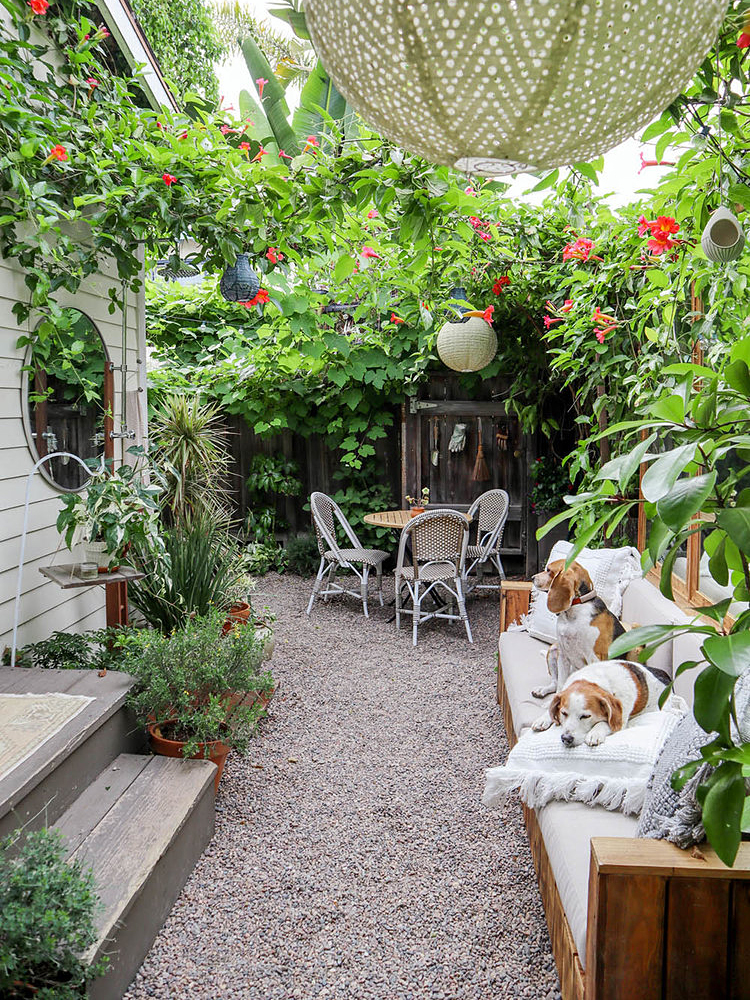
[397,561,458,582]
[325,548,389,566]
[467,544,498,558]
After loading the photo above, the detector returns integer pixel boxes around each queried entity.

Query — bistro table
[363,508,472,530]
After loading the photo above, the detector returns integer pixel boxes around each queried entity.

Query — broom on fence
[472,417,490,481]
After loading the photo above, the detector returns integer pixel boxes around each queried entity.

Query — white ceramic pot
[82,540,110,569]
[257,626,276,662]
[701,206,745,263]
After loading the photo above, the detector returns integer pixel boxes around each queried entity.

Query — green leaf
[645,268,669,288]
[529,169,559,192]
[333,254,355,282]
[595,432,656,489]
[717,508,750,555]
[240,36,300,155]
[292,59,347,141]
[609,623,688,658]
[648,393,685,424]
[693,665,735,735]
[655,471,716,532]
[701,762,745,867]
[641,443,697,503]
[725,360,750,398]
[708,536,729,587]
[647,517,675,566]
[728,183,750,212]
[703,632,750,677]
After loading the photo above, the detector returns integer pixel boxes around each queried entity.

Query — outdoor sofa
[497,575,750,1000]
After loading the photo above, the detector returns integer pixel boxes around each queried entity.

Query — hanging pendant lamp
[305,1,726,175]
[219,253,260,302]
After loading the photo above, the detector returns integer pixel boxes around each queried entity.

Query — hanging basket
[219,254,260,302]
[305,1,726,174]
[701,206,745,263]
[437,317,497,373]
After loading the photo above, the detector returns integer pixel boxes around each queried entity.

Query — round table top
[363,509,472,529]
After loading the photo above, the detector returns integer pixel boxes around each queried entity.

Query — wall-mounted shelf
[39,564,145,590]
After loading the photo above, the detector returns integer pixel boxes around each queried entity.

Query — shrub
[0,828,106,999]
[285,533,320,576]
[8,629,132,672]
[126,609,273,758]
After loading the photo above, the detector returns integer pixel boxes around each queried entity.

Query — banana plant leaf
[292,58,347,141]
[240,35,301,155]
[269,1,310,40]
[238,89,274,143]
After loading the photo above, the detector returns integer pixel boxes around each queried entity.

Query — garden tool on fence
[448,422,467,453]
[472,417,490,481]
[431,417,439,466]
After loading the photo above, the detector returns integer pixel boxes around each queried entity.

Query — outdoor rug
[0,693,93,781]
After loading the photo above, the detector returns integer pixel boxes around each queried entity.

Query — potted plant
[56,460,166,572]
[406,486,430,517]
[0,828,107,998]
[529,456,571,568]
[125,610,273,790]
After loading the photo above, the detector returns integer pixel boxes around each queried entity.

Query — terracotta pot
[221,601,252,636]
[148,722,230,792]
[410,507,425,518]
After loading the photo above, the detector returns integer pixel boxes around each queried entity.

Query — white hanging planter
[437,317,497,373]
[305,0,726,174]
[701,206,745,263]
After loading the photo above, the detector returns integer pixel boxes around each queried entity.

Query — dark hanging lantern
[219,253,260,302]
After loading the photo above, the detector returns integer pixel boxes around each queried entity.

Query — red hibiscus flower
[390,313,405,325]
[596,329,606,344]
[361,246,381,259]
[303,135,320,154]
[27,0,49,14]
[266,247,284,264]
[239,141,251,154]
[493,276,511,295]
[278,149,292,159]
[46,144,68,162]
[544,315,563,329]
[86,77,98,89]
[561,299,574,313]
[482,305,494,323]
[637,215,651,236]
[433,246,442,252]
[242,288,270,307]
[251,145,268,162]
[256,77,269,99]
[367,209,379,219]
[652,216,680,236]
[739,32,750,48]
[162,173,177,186]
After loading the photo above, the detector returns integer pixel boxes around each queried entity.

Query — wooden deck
[0,666,144,839]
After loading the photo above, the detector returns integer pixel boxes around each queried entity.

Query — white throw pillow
[483,699,684,817]
[524,540,642,644]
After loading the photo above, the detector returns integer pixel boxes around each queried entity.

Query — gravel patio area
[124,573,560,1000]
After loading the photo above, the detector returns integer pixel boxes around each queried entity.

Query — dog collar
[570,591,597,606]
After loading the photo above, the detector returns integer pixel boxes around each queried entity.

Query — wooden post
[103,363,129,628]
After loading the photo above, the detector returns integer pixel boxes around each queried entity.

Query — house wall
[0,256,147,653]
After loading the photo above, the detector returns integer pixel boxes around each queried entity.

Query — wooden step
[0,667,145,840]
[54,753,216,1000]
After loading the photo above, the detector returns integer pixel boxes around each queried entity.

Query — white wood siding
[0,256,146,651]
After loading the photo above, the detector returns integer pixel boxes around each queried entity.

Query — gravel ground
[124,573,560,1000]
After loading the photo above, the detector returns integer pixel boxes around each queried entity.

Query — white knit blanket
[483,698,686,817]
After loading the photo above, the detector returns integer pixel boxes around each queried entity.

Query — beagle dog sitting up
[531,559,639,699]
[531,659,668,746]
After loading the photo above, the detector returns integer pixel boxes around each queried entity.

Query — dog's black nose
[561,733,574,747]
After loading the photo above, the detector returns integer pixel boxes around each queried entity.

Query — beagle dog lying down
[531,558,639,698]
[532,660,669,747]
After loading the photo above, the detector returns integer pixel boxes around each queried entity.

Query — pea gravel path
[124,573,561,1000]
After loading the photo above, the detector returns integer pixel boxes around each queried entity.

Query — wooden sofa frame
[498,581,750,1000]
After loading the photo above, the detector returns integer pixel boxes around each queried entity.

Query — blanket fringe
[483,766,645,816]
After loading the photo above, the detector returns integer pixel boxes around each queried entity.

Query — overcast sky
[214,0,672,209]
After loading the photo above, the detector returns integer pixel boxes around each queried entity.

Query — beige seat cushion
[536,801,638,968]
[499,631,552,737]
[620,577,692,680]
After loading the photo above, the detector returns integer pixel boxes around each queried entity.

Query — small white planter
[701,206,745,263]
[257,626,276,662]
[82,540,110,570]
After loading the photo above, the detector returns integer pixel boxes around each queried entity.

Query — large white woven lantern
[305,0,727,175]
[437,317,497,372]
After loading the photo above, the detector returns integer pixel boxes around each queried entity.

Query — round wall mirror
[22,309,111,490]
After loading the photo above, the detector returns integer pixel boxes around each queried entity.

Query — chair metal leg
[395,575,402,628]
[377,564,384,606]
[361,566,370,618]
[456,577,473,644]
[307,557,326,614]
[412,581,420,647]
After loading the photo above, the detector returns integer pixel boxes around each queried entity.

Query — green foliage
[247,454,301,499]
[329,479,395,550]
[559,339,750,866]
[127,0,223,102]
[149,394,232,525]
[285,532,320,576]
[125,609,273,757]
[128,514,244,632]
[243,539,288,576]
[14,628,132,671]
[529,457,573,515]
[56,459,166,561]
[0,828,106,998]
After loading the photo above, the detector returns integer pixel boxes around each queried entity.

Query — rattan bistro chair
[395,509,472,646]
[463,488,510,594]
[306,491,389,618]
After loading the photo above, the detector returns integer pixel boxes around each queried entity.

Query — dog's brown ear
[547,571,575,613]
[597,691,623,732]
[550,692,563,724]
